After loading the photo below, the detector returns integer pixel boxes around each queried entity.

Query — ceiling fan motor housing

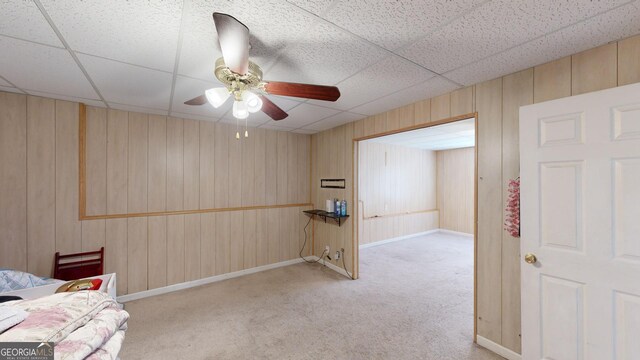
[214,57,264,96]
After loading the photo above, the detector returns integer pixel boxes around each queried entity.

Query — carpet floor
[119,232,503,359]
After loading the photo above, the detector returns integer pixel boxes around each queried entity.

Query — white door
[520,82,640,360]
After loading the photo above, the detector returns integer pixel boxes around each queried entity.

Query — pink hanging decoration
[504,177,520,238]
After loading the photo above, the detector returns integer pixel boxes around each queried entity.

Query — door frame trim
[352,111,479,341]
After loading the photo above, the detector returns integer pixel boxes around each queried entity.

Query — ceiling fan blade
[213,12,250,75]
[260,95,288,121]
[184,94,208,105]
[264,81,341,102]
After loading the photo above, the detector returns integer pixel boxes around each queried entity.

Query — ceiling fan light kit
[242,91,262,113]
[204,87,230,108]
[232,98,249,119]
[184,12,342,138]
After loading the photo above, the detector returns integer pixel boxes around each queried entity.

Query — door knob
[524,253,537,264]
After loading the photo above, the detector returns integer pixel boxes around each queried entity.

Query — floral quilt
[0,291,128,360]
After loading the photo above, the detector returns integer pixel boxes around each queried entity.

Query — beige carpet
[120,232,503,359]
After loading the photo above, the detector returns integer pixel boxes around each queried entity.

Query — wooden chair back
[53,247,104,281]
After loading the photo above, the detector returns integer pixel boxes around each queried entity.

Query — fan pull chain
[235,118,240,140]
[244,117,249,138]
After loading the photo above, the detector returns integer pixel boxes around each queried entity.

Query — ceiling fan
[184,12,341,129]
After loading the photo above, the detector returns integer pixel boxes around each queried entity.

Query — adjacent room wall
[311,34,640,354]
[358,141,438,245]
[0,96,313,296]
[436,147,475,234]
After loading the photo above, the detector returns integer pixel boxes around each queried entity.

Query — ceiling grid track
[167,0,189,117]
[1,0,636,134]
[285,0,496,88]
[0,74,28,93]
[32,0,109,108]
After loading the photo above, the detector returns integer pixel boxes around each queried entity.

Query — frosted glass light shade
[242,91,263,113]
[205,87,230,108]
[233,100,249,119]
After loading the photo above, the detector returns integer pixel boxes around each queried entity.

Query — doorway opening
[353,113,478,341]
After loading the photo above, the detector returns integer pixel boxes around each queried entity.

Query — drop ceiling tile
[351,76,459,116]
[217,116,267,128]
[170,111,219,123]
[291,128,318,135]
[176,3,221,81]
[264,95,304,111]
[259,123,296,131]
[40,0,182,72]
[307,55,437,111]
[444,1,640,86]
[26,90,105,108]
[222,113,285,127]
[0,37,97,99]
[171,75,234,118]
[320,0,486,51]
[0,86,24,94]
[0,1,62,47]
[400,0,630,74]
[265,20,388,85]
[270,102,340,128]
[303,111,364,131]
[78,54,172,110]
[285,0,334,16]
[108,103,168,116]
[180,0,317,81]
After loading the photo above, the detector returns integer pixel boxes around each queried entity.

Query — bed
[0,271,127,359]
[0,290,128,359]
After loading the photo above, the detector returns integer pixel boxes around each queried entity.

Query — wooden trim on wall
[309,135,315,255]
[78,103,311,221]
[81,203,313,220]
[363,209,438,220]
[473,114,479,343]
[353,113,476,142]
[78,103,86,220]
[351,139,357,279]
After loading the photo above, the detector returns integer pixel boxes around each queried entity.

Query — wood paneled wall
[84,109,310,216]
[311,35,640,354]
[0,97,312,296]
[436,147,475,234]
[359,142,436,217]
[358,141,438,245]
[361,211,439,246]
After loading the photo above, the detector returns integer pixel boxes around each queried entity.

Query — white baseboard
[118,228,474,302]
[438,229,474,238]
[476,336,521,360]
[117,258,307,303]
[359,229,440,249]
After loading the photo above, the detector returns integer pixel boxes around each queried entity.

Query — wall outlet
[325,245,330,254]
[335,251,341,260]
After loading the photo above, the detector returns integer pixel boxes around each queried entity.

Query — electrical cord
[299,216,326,263]
[299,215,355,280]
[340,249,355,280]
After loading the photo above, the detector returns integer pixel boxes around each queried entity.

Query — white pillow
[0,306,28,333]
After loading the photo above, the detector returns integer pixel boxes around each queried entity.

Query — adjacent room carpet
[120,232,503,359]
